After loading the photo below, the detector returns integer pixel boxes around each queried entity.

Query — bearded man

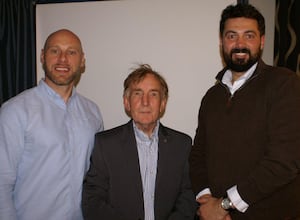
[189,4,300,220]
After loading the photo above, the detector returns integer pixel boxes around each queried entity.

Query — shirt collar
[38,79,77,108]
[133,120,159,142]
[39,79,76,101]
[222,62,258,94]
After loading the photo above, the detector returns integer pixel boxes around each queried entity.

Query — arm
[189,100,209,195]
[167,159,198,220]
[0,104,24,220]
[237,73,300,204]
[189,94,236,219]
[167,136,198,220]
[81,136,125,220]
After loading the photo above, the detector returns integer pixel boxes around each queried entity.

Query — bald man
[0,29,104,220]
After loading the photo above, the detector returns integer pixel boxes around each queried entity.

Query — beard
[43,62,81,86]
[223,47,262,72]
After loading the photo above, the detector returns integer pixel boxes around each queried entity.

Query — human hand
[224,214,232,220]
[196,196,228,220]
[198,214,231,220]
[196,194,212,205]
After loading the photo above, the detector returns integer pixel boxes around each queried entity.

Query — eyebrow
[46,45,81,51]
[225,29,257,34]
[131,88,160,93]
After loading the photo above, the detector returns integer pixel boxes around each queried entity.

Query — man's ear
[159,98,167,117]
[80,54,86,73]
[123,95,130,112]
[40,49,45,64]
[260,35,265,50]
[219,33,223,47]
[123,95,132,117]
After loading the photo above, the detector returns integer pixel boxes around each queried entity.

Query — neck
[231,71,246,83]
[44,79,74,103]
[135,122,158,138]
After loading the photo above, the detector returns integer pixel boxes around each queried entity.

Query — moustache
[231,48,250,54]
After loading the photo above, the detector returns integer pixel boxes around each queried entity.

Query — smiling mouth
[234,52,247,56]
[231,48,250,56]
[232,53,249,59]
[55,66,70,72]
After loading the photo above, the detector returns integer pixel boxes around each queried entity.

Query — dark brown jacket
[190,60,300,219]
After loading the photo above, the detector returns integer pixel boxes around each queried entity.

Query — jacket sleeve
[237,71,300,204]
[81,136,126,220]
[189,98,210,195]
[167,136,198,220]
[167,160,198,220]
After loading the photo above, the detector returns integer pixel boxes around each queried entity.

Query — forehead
[224,17,259,32]
[46,31,82,50]
[131,74,161,89]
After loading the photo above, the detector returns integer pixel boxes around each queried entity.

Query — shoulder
[163,126,191,139]
[95,122,131,139]
[160,124,192,143]
[0,87,38,116]
[93,122,133,155]
[258,61,298,81]
[75,93,103,122]
[159,125,192,157]
[201,68,226,101]
[76,93,100,110]
[0,87,41,130]
[258,63,300,93]
[2,86,38,105]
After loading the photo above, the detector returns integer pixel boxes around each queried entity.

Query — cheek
[127,99,140,111]
[45,57,57,66]
[73,58,84,67]
[124,98,132,111]
[253,43,262,52]
[221,44,230,55]
[224,44,235,52]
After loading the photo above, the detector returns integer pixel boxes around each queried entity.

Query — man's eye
[227,33,236,40]
[150,92,159,97]
[67,50,77,55]
[133,91,142,96]
[245,34,255,39]
[49,49,60,54]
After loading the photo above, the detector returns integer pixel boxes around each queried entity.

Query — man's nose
[58,51,68,62]
[142,94,149,106]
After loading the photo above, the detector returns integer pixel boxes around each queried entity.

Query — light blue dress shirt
[133,121,159,220]
[0,80,103,220]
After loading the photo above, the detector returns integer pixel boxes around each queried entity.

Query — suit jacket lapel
[121,121,144,205]
[155,124,170,199]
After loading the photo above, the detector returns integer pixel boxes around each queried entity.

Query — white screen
[36,0,274,137]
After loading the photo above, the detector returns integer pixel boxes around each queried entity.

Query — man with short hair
[0,29,104,220]
[82,64,197,220]
[189,4,300,220]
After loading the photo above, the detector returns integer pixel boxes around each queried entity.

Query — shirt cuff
[196,188,211,199]
[227,185,249,213]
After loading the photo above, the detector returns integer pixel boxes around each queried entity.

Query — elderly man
[82,64,197,220]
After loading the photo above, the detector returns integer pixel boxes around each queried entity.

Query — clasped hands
[196,194,232,220]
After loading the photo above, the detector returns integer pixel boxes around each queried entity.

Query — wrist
[221,195,235,212]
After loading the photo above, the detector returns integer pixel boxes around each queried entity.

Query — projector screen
[36,0,274,137]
